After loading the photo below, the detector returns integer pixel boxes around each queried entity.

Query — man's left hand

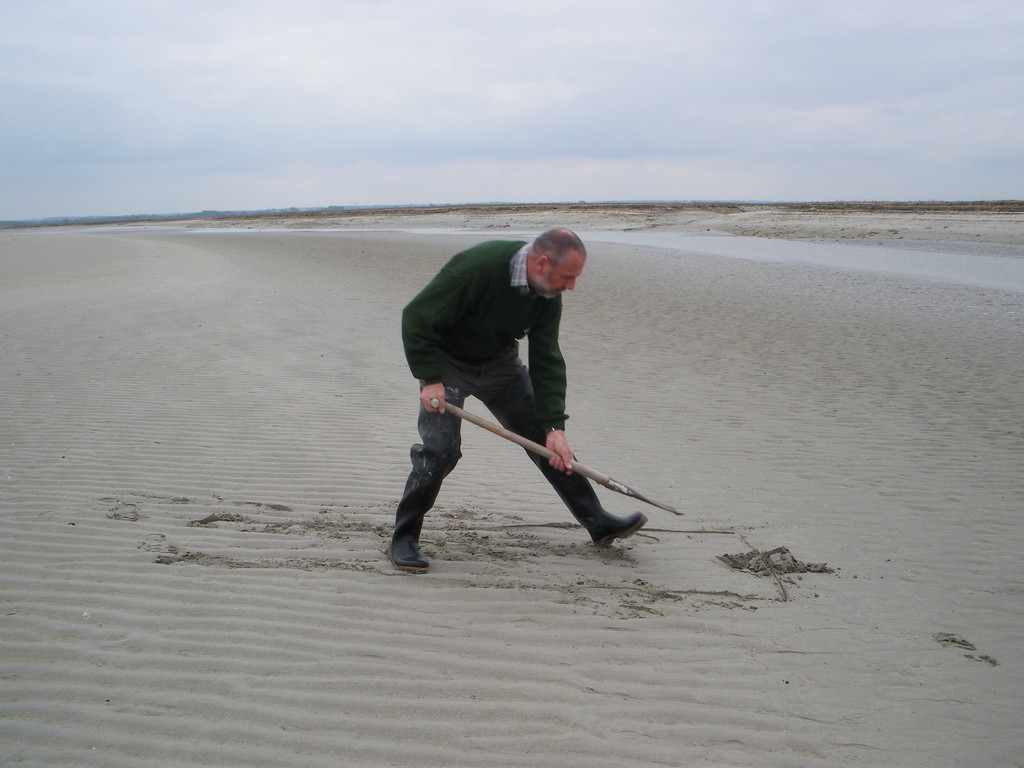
[545,430,574,474]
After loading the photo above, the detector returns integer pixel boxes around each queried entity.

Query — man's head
[527,228,586,298]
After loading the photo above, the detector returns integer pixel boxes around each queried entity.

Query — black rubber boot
[389,534,429,573]
[583,509,648,545]
[390,471,436,574]
[521,437,648,542]
[481,371,648,545]
[390,416,462,573]
[545,468,648,544]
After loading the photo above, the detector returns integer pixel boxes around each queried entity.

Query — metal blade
[603,477,682,516]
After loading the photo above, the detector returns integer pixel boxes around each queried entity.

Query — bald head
[526,229,586,298]
[531,228,586,266]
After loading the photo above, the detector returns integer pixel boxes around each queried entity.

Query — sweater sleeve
[401,266,470,383]
[527,298,569,429]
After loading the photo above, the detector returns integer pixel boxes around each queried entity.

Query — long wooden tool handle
[439,401,612,485]
[431,398,681,515]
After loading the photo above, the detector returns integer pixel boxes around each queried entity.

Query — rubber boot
[562,479,648,544]
[390,424,462,573]
[389,534,428,573]
[480,371,647,545]
[390,471,435,574]
[535,457,648,544]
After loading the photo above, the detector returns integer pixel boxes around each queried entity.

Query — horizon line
[4,199,1023,228]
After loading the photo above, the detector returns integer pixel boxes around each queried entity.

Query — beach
[2,205,1022,766]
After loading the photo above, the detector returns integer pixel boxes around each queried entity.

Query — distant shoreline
[6,199,1023,229]
[16,199,1022,247]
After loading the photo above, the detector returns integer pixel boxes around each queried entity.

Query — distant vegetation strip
[4,200,1022,229]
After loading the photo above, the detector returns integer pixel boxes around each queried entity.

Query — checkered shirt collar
[509,244,534,296]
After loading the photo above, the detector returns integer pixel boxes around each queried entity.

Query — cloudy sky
[2,0,1022,220]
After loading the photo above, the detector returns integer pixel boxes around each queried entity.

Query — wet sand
[2,208,1022,766]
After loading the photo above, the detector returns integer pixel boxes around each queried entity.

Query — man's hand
[545,429,574,474]
[421,382,447,412]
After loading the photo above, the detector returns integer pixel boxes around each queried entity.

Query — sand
[2,206,1022,766]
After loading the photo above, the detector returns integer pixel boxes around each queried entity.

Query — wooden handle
[432,398,611,484]
[427,397,680,514]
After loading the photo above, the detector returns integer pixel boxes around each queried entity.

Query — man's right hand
[420,382,447,412]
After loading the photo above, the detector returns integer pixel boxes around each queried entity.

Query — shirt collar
[509,244,534,297]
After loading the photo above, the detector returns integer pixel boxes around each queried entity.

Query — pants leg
[482,368,646,542]
[392,386,466,544]
[481,367,585,500]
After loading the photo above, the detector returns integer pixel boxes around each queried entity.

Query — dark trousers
[393,347,612,542]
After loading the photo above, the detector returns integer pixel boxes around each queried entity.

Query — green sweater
[402,240,568,429]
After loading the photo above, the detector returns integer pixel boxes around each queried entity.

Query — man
[391,228,647,573]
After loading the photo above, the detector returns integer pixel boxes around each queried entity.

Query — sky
[2,0,1022,220]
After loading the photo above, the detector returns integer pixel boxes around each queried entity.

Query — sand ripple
[2,229,1022,767]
